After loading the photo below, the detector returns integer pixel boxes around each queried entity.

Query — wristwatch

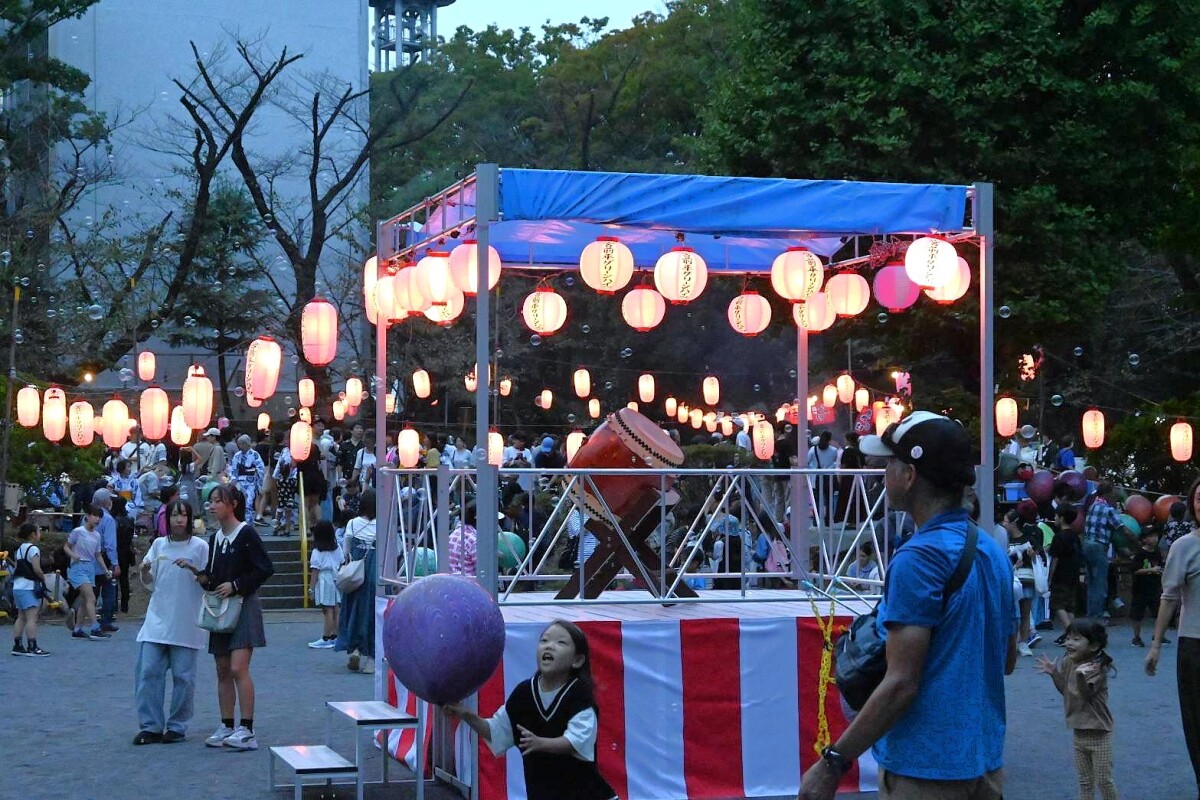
[821,745,850,778]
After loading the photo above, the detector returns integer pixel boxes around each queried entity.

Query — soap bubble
[46,309,57,319]
[233,386,245,398]
[789,369,797,379]
[753,384,761,393]
[604,381,613,391]
[350,360,361,371]
[284,396,293,406]
[1050,394,1063,407]
[581,324,591,334]
[1073,346,1084,357]
[36,262,46,273]
[87,304,104,321]
[1128,353,1140,367]
[529,334,542,347]
[290,355,300,365]
[567,413,577,424]
[0,251,9,265]
[997,305,1012,319]
[564,276,575,288]
[493,349,503,359]
[150,319,160,329]
[12,330,23,344]
[877,312,889,324]
[620,347,633,358]
[287,408,297,418]
[473,447,487,461]
[119,368,134,383]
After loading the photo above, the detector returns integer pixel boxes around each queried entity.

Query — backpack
[834,523,978,712]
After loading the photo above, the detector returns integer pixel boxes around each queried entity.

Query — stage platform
[496,589,874,621]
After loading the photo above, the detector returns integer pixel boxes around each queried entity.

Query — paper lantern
[704,412,717,433]
[676,403,689,424]
[298,377,315,408]
[412,369,431,399]
[873,263,921,312]
[996,397,1019,437]
[522,287,568,335]
[398,427,421,468]
[181,365,213,429]
[703,376,720,406]
[301,297,338,366]
[720,417,734,437]
[925,257,971,304]
[244,336,282,400]
[753,421,775,460]
[169,406,191,446]
[822,384,838,408]
[1082,408,1105,449]
[257,412,271,432]
[792,293,835,332]
[499,377,512,397]
[566,430,585,463]
[394,264,430,313]
[638,374,655,403]
[488,430,504,466]
[665,397,678,417]
[422,286,465,326]
[299,408,313,424]
[100,397,129,449]
[139,386,169,441]
[91,414,104,435]
[464,372,478,392]
[539,389,553,410]
[415,251,453,306]
[573,367,591,399]
[373,275,403,323]
[1172,421,1194,462]
[245,392,262,409]
[579,237,634,294]
[448,240,502,295]
[875,406,894,436]
[68,401,94,447]
[905,236,958,289]
[137,351,156,382]
[385,392,396,414]
[770,247,823,302]
[622,287,666,331]
[855,387,870,412]
[776,406,787,423]
[888,399,906,423]
[689,408,703,429]
[654,247,708,304]
[363,256,379,325]
[826,271,870,318]
[627,401,640,412]
[345,377,364,407]
[589,399,601,419]
[17,385,39,427]
[288,420,312,460]
[332,399,346,421]
[727,291,772,336]
[836,374,855,404]
[41,387,66,442]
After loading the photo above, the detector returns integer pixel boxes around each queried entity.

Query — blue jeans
[1082,540,1110,618]
[95,574,117,627]
[135,642,199,735]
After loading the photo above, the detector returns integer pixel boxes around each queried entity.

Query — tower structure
[370,0,457,71]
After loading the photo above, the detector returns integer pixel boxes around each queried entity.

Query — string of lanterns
[994,398,1196,463]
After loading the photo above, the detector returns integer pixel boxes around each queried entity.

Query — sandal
[348,650,361,672]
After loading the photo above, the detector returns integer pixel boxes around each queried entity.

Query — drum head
[613,408,684,468]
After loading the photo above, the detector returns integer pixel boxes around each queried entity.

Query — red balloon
[1124,494,1153,527]
[1016,464,1035,482]
[1155,495,1181,525]
[1055,470,1088,502]
[1025,470,1056,504]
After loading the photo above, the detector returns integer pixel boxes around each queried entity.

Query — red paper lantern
[727,291,772,336]
[1082,408,1105,449]
[245,336,282,400]
[16,385,39,427]
[69,401,94,447]
[301,297,338,366]
[579,237,634,294]
[770,246,824,302]
[140,386,169,441]
[925,257,971,304]
[448,240,502,295]
[872,262,921,312]
[1172,421,1194,462]
[996,397,1019,438]
[654,247,708,304]
[137,351,156,382]
[522,287,568,335]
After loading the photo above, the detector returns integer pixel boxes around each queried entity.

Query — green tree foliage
[1089,396,1200,494]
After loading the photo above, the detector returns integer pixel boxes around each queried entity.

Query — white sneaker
[308,638,330,649]
[1017,642,1033,657]
[205,725,234,747]
[223,725,257,751]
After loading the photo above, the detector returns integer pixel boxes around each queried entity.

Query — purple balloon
[1025,470,1056,504]
[1055,470,1087,502]
[382,574,506,704]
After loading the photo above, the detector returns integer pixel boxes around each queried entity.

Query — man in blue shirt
[799,412,1017,800]
[90,488,121,634]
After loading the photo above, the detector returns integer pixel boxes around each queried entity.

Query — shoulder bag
[834,522,978,712]
[196,535,243,633]
[16,543,48,600]
[335,519,367,594]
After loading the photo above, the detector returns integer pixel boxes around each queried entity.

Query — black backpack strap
[943,522,979,605]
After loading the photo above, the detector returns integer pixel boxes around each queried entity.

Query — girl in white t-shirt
[11,522,49,657]
[133,500,210,745]
[307,521,342,649]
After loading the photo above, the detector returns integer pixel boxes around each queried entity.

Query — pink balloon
[1025,470,1056,504]
[1055,470,1087,502]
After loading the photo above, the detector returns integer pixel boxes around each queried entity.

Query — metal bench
[326,699,425,800]
[268,745,358,800]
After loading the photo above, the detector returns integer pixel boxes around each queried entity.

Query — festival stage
[377,590,878,799]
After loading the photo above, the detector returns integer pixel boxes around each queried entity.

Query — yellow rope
[806,589,841,756]
[298,473,309,609]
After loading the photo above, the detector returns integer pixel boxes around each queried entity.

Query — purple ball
[1055,470,1087,502]
[1025,470,1056,504]
[382,574,506,705]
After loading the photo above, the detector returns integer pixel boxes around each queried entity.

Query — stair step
[261,596,307,610]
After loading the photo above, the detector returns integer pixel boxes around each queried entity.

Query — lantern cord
[804,590,841,758]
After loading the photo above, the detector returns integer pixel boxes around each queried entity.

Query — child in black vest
[445,620,616,800]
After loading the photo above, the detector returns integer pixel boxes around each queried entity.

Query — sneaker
[87,632,111,641]
[133,731,162,745]
[1132,636,1146,647]
[223,726,258,751]
[308,637,334,649]
[24,646,49,657]
[11,643,26,656]
[71,630,89,641]
[205,725,234,747]
[99,624,120,633]
[1017,642,1033,657]
[1026,632,1042,648]
[161,731,186,744]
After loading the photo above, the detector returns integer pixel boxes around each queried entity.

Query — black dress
[503,676,616,800]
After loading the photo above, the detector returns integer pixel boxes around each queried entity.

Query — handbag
[335,519,367,594]
[196,537,243,633]
[834,523,978,712]
[1032,554,1051,596]
[16,544,48,600]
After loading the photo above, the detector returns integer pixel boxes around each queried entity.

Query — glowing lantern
[588,398,601,419]
[522,287,568,335]
[69,401,94,446]
[888,399,906,423]
[833,375,853,405]
[654,247,708,304]
[925,256,971,304]
[169,406,191,446]
[499,377,512,397]
[566,430,585,462]
[875,406,893,436]
[41,388,66,442]
[488,430,504,466]
[137,351,156,382]
[826,271,871,317]
[246,392,262,409]
[905,236,958,289]
[703,376,720,406]
[17,385,39,427]
[676,403,689,424]
[422,286,465,326]
[290,420,313,460]
[395,264,430,312]
[1171,421,1194,462]
[689,408,703,429]
[415,251,453,306]
[753,421,775,460]
[792,293,835,332]
[412,369,431,399]
[1082,408,1105,449]
[464,372,478,392]
[996,397,1019,437]
[822,384,838,408]
[727,291,772,336]
[298,377,315,408]
[720,417,734,437]
[579,237,634,294]
[873,263,921,312]
[448,240,502,295]
[244,336,282,400]
[704,413,717,433]
[301,297,338,366]
[385,392,396,414]
[776,406,787,423]
[182,365,213,430]
[855,387,870,412]
[299,408,312,424]
[665,397,678,417]
[574,368,591,398]
[100,397,129,449]
[622,287,666,331]
[332,400,346,421]
[638,374,655,403]
[627,401,640,412]
[363,256,379,325]
[257,413,271,432]
[398,427,421,468]
[92,415,104,436]
[770,247,823,302]
[139,386,169,441]
[345,377,364,407]
[373,275,402,323]
[539,389,553,410]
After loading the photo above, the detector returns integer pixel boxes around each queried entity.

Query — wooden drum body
[569,408,684,522]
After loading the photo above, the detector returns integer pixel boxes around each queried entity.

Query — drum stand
[555,486,698,601]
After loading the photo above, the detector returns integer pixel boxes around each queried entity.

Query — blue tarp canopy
[407,168,971,274]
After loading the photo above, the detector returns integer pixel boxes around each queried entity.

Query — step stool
[268,745,358,800]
